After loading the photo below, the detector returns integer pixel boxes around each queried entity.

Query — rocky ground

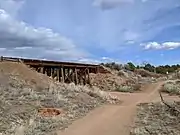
[130,102,180,135]
[0,62,120,135]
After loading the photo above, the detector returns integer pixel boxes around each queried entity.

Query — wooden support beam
[87,68,91,85]
[51,68,54,77]
[68,68,70,76]
[0,56,3,61]
[36,67,39,72]
[61,67,64,83]
[44,68,46,75]
[40,67,44,73]
[43,67,46,74]
[57,68,60,82]
[96,67,99,73]
[72,68,75,84]
[47,68,51,76]
[85,69,87,85]
[75,68,78,84]
[64,68,74,83]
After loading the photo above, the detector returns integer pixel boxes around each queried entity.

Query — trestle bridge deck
[0,56,110,85]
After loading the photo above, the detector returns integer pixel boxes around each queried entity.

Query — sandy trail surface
[58,82,180,135]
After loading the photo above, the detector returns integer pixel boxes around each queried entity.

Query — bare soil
[58,82,168,135]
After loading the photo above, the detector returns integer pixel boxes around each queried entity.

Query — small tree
[144,63,155,72]
[125,62,136,71]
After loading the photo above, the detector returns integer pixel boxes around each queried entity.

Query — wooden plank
[22,62,99,68]
[2,56,98,66]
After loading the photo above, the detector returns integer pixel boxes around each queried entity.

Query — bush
[115,85,133,93]
[125,62,136,71]
[115,83,141,93]
[101,62,123,71]
[161,81,180,95]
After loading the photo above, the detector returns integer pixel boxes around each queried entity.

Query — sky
[0,0,180,65]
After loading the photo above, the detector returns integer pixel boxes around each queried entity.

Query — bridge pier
[30,66,92,85]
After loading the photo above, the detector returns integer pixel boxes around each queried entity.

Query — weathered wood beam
[40,67,44,73]
[61,67,64,83]
[87,68,90,85]
[72,68,75,83]
[75,68,78,84]
[57,68,60,82]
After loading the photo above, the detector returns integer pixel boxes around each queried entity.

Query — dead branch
[159,90,180,115]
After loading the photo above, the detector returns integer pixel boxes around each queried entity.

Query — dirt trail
[58,82,178,135]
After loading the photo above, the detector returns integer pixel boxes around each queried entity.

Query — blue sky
[0,0,180,65]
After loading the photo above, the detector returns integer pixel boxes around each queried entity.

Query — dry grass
[115,83,141,93]
[131,102,180,135]
[90,68,158,93]
[0,62,120,135]
[90,73,125,91]
[161,80,180,95]
[135,69,162,78]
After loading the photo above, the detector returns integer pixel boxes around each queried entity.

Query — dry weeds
[161,80,180,95]
[90,68,158,93]
[131,102,180,135]
[0,62,120,135]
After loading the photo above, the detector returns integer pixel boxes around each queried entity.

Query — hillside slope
[0,62,119,135]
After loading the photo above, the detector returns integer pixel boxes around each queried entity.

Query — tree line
[101,62,180,74]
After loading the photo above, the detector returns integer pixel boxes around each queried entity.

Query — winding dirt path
[58,82,179,135]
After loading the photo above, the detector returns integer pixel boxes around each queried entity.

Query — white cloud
[142,42,180,50]
[0,0,25,17]
[77,56,121,64]
[0,8,87,61]
[91,0,180,53]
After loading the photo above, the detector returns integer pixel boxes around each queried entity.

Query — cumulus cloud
[0,0,25,17]
[0,7,88,61]
[142,42,180,50]
[77,56,121,64]
[0,9,75,49]
[91,0,180,53]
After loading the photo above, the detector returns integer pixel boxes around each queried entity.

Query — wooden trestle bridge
[0,56,110,85]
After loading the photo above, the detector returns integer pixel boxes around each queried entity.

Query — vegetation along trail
[58,81,175,135]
